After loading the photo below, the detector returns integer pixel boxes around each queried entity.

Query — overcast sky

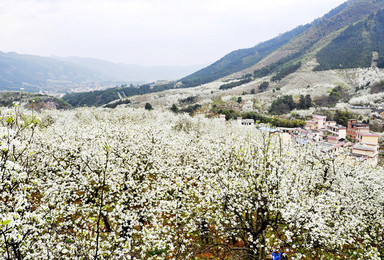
[0,0,347,66]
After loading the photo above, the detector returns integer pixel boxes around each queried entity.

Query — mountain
[54,56,205,82]
[61,0,384,109]
[0,52,203,93]
[180,0,384,87]
[0,51,107,93]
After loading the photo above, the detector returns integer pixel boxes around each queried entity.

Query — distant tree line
[271,61,302,82]
[269,94,312,114]
[63,82,175,107]
[179,96,198,104]
[219,77,253,90]
[170,103,201,116]
[259,81,269,92]
[313,85,348,107]
[253,51,303,79]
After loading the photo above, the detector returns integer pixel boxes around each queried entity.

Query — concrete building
[351,131,380,165]
[305,115,327,130]
[347,119,369,141]
[312,115,327,129]
[237,117,254,126]
[327,124,347,140]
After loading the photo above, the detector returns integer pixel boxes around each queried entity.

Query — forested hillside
[179,24,311,88]
[315,8,384,70]
[179,0,384,87]
[63,82,175,107]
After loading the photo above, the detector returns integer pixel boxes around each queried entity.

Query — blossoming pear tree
[0,107,383,259]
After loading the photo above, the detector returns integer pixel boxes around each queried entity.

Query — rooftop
[356,131,379,137]
[352,143,376,152]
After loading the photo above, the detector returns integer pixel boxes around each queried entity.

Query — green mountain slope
[315,8,384,70]
[63,0,384,107]
[62,82,175,107]
[180,0,384,87]
[180,24,311,88]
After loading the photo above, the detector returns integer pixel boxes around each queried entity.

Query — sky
[0,0,347,66]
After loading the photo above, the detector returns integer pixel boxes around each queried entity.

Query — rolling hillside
[0,52,203,93]
[0,51,105,92]
[64,0,384,108]
[180,0,384,87]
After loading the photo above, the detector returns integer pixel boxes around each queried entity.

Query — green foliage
[219,78,252,90]
[63,83,175,107]
[179,96,198,104]
[315,9,384,71]
[145,102,153,111]
[0,92,71,110]
[370,9,384,68]
[237,97,242,104]
[271,61,302,82]
[259,81,269,92]
[269,95,296,114]
[314,86,347,107]
[170,104,179,113]
[0,220,11,227]
[315,21,371,70]
[319,109,357,127]
[179,104,201,115]
[147,248,166,256]
[253,52,303,79]
[370,121,384,133]
[298,94,312,110]
[213,109,306,127]
[250,88,256,94]
[269,94,312,114]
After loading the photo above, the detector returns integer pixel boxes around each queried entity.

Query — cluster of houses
[231,115,381,165]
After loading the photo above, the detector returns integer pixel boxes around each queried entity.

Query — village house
[305,115,327,131]
[326,124,346,143]
[351,131,380,165]
[237,117,255,126]
[347,119,370,141]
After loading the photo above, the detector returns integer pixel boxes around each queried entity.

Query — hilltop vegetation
[315,8,384,70]
[0,91,71,110]
[178,0,384,87]
[63,82,175,107]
